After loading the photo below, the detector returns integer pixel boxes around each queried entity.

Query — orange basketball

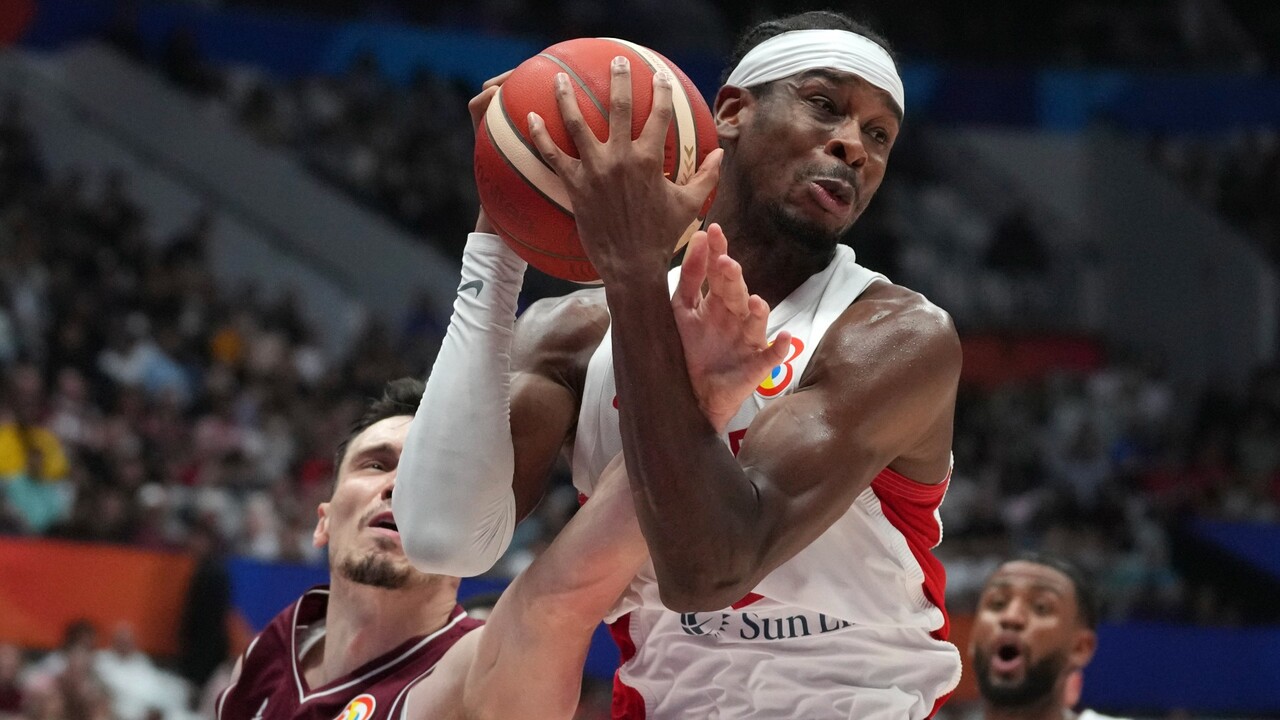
[474,37,720,283]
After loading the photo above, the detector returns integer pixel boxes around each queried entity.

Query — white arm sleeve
[394,232,526,577]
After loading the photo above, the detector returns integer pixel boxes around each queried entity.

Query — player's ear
[1069,628,1097,670]
[313,502,331,549]
[714,85,748,140]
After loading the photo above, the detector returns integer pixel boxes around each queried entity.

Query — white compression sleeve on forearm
[394,232,526,577]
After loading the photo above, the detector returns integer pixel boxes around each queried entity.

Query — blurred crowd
[1,1,1279,716]
[206,0,1273,72]
[0,624,200,720]
[1149,128,1280,265]
[941,360,1280,624]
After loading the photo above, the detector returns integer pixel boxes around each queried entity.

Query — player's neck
[311,577,458,685]
[707,210,837,308]
[725,233,835,309]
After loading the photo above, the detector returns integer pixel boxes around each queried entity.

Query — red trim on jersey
[870,466,950,643]
[608,613,646,719]
[929,689,955,719]
[872,466,953,718]
[731,592,764,610]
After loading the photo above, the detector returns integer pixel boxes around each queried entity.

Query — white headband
[725,29,905,115]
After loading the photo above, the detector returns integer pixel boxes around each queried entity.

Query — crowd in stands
[2,3,1279,716]
[1149,129,1280,265]
[212,0,1271,72]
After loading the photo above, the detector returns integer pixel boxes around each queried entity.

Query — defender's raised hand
[526,56,722,283]
[673,224,792,434]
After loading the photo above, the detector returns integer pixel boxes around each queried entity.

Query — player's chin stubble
[974,649,1067,710]
[337,553,411,590]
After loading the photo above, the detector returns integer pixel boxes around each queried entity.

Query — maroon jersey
[217,586,482,720]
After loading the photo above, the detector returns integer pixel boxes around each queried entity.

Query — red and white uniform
[572,245,961,719]
[216,587,482,720]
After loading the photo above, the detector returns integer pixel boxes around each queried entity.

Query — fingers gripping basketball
[474,37,719,283]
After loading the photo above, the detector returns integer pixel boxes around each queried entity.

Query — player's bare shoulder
[810,280,960,383]
[798,279,960,481]
[512,288,609,385]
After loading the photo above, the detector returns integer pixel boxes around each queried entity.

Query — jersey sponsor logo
[680,612,730,637]
[679,608,853,641]
[756,336,805,398]
[335,694,376,720]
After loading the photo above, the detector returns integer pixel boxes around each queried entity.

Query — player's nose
[825,121,867,168]
[998,598,1028,628]
[381,473,395,501]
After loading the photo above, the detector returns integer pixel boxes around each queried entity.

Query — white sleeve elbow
[394,233,526,577]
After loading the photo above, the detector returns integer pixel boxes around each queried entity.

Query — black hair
[720,10,899,88]
[332,377,425,477]
[1008,552,1100,630]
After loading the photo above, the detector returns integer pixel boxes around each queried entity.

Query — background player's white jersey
[1078,710,1134,720]
[572,245,962,719]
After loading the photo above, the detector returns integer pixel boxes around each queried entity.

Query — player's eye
[868,128,889,145]
[809,95,837,113]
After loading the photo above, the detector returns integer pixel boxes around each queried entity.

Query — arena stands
[0,1,1277,717]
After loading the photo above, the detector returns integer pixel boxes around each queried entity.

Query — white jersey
[572,245,961,719]
[1078,710,1134,720]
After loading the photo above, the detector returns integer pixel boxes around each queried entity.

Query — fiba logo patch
[334,694,376,720]
[680,612,730,637]
[756,336,805,398]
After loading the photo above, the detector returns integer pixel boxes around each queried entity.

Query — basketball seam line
[538,53,608,120]
[498,91,556,174]
[603,38,693,183]
[484,114,575,219]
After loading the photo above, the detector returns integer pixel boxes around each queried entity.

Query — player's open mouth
[808,179,854,214]
[991,642,1024,674]
[368,511,399,534]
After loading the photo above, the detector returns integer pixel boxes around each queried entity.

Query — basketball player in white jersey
[970,556,1132,720]
[394,10,962,719]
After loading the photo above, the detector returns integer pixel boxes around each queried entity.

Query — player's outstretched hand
[673,223,792,433]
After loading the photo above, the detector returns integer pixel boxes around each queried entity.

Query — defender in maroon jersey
[216,378,648,720]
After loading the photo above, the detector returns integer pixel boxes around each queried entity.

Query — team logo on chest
[680,612,730,637]
[756,336,805,398]
[334,694,376,720]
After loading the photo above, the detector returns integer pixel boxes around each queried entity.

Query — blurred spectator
[177,523,232,694]
[0,643,23,717]
[94,623,193,720]
[161,27,222,97]
[984,205,1049,278]
[52,644,111,720]
[0,365,69,482]
[24,621,97,693]
[1150,129,1280,265]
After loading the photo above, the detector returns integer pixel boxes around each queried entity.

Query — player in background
[969,555,1132,720]
[395,10,962,719]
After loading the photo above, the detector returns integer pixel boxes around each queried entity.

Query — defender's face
[719,69,901,243]
[315,416,415,587]
[969,562,1096,701]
